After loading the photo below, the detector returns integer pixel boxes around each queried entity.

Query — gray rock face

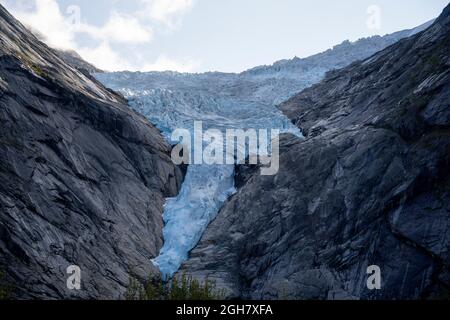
[178,5,450,299]
[55,49,103,74]
[0,5,183,299]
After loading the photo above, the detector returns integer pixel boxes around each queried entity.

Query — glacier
[96,71,304,278]
[95,23,431,278]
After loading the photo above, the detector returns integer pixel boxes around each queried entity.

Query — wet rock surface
[179,5,450,299]
[0,5,183,299]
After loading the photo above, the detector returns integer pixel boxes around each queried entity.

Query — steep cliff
[0,4,183,299]
[178,5,450,299]
[56,49,103,74]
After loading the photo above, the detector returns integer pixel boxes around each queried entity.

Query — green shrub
[27,63,48,78]
[0,271,13,300]
[125,274,224,300]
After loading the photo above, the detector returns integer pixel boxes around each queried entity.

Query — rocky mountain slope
[95,22,435,280]
[178,5,450,299]
[0,4,183,299]
[56,49,102,74]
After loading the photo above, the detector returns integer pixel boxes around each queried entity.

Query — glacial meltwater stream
[96,71,302,278]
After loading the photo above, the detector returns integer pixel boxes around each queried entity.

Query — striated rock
[55,49,103,74]
[0,4,183,299]
[179,5,450,299]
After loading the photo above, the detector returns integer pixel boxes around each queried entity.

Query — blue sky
[1,0,448,72]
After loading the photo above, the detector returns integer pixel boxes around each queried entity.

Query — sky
[1,0,448,73]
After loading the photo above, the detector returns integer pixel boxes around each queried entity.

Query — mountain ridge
[0,4,183,299]
[177,4,450,300]
[98,20,435,106]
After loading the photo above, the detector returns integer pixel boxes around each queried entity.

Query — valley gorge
[0,2,449,301]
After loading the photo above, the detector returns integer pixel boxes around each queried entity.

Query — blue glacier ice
[97,71,304,278]
[154,164,236,277]
[94,72,306,277]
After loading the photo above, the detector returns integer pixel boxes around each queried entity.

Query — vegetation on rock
[125,274,224,300]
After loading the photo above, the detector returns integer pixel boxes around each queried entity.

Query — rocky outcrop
[0,4,183,299]
[56,49,103,74]
[178,5,450,299]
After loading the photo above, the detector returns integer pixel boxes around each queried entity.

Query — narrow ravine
[153,164,236,277]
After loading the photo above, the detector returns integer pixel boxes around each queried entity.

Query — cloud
[139,0,195,28]
[77,47,199,73]
[3,0,153,48]
[10,0,76,49]
[76,42,133,72]
[1,0,153,70]
[75,48,200,73]
[0,0,200,72]
[141,55,200,72]
[79,11,153,44]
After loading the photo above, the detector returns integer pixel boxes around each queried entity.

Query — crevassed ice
[95,27,428,277]
[153,164,236,277]
[96,72,303,278]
